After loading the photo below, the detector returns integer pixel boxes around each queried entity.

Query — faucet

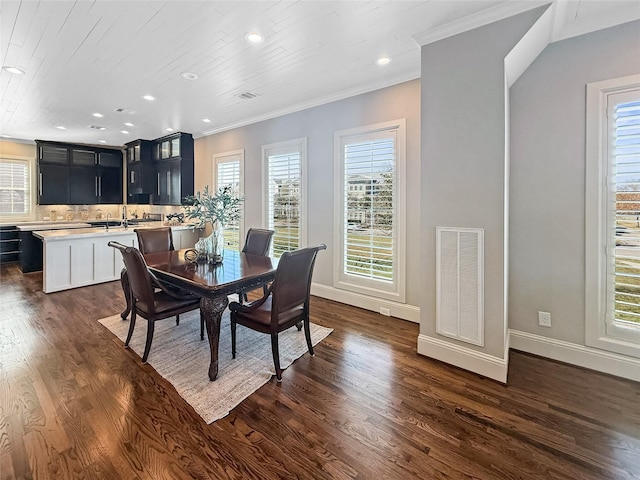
[122,205,128,228]
[106,212,111,230]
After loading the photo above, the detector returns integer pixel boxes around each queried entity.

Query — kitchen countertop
[33,223,198,241]
[16,222,93,231]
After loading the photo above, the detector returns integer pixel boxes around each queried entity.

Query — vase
[194,236,210,262]
[208,227,225,264]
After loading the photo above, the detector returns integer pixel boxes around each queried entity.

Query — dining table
[143,248,278,381]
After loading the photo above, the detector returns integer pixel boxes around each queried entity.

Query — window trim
[261,137,307,255]
[333,119,406,303]
[0,154,35,223]
[585,74,640,358]
[213,149,244,251]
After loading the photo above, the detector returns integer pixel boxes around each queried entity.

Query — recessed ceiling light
[55,125,66,130]
[165,127,174,132]
[120,130,130,134]
[124,122,134,127]
[180,71,198,80]
[99,140,107,144]
[92,112,103,118]
[245,32,264,44]
[3,66,25,75]
[142,95,155,101]
[202,118,211,123]
[376,56,391,66]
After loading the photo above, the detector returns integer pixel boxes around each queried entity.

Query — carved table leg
[120,268,131,320]
[201,295,229,381]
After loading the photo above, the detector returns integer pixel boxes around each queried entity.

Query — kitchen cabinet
[36,140,122,205]
[39,144,69,164]
[38,164,70,204]
[151,132,194,205]
[126,139,154,198]
[19,230,43,273]
[36,225,199,292]
[71,148,96,166]
[69,152,122,204]
[0,226,19,264]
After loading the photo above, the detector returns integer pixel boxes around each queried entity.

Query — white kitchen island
[34,223,200,293]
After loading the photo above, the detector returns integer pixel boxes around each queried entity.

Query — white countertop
[16,222,92,231]
[33,223,198,241]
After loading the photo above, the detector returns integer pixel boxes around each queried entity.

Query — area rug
[98,309,333,423]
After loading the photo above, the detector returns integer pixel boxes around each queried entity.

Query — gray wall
[509,20,640,344]
[420,9,543,359]
[194,80,422,305]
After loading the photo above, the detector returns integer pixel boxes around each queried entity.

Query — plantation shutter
[609,91,640,330]
[342,131,395,282]
[267,150,301,257]
[216,160,241,250]
[0,159,29,215]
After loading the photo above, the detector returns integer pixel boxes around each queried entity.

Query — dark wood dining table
[143,248,278,381]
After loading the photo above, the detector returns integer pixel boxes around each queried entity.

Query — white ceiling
[1,0,638,146]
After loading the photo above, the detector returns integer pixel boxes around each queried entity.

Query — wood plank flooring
[1,262,639,479]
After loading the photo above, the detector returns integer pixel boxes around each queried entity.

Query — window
[586,75,640,357]
[263,138,306,258]
[334,119,406,302]
[0,156,32,221]
[214,150,244,251]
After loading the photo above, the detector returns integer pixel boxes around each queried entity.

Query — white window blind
[266,149,301,258]
[342,132,395,282]
[0,159,29,216]
[216,159,241,251]
[607,91,640,336]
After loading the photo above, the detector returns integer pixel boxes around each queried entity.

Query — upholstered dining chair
[135,226,174,254]
[239,228,275,302]
[120,227,175,321]
[109,241,201,363]
[228,244,326,381]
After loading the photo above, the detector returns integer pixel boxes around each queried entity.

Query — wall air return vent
[236,91,261,100]
[436,226,484,346]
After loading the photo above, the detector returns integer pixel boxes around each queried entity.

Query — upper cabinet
[39,144,70,164]
[36,140,123,205]
[126,132,193,205]
[152,132,193,205]
[125,139,154,199]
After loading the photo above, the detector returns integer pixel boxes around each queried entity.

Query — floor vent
[436,226,484,346]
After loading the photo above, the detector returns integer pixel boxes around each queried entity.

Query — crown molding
[413,0,550,46]
[198,70,420,138]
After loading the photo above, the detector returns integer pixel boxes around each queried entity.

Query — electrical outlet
[379,307,391,316]
[538,311,551,327]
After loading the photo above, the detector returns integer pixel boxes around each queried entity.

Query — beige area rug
[98,308,332,423]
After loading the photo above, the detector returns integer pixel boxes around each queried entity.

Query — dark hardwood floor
[1,262,639,479]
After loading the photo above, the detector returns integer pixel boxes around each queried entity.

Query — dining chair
[228,244,327,381]
[135,226,174,254]
[109,241,201,363]
[120,227,175,320]
[239,228,275,302]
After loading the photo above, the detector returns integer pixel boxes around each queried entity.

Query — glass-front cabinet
[152,132,193,205]
[127,133,193,205]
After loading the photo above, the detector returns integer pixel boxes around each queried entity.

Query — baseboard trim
[417,334,508,383]
[509,329,640,382]
[311,283,420,323]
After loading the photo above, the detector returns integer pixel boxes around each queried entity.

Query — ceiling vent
[88,125,106,130]
[236,91,260,100]
[114,107,136,114]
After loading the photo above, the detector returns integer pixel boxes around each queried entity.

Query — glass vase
[208,227,225,264]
